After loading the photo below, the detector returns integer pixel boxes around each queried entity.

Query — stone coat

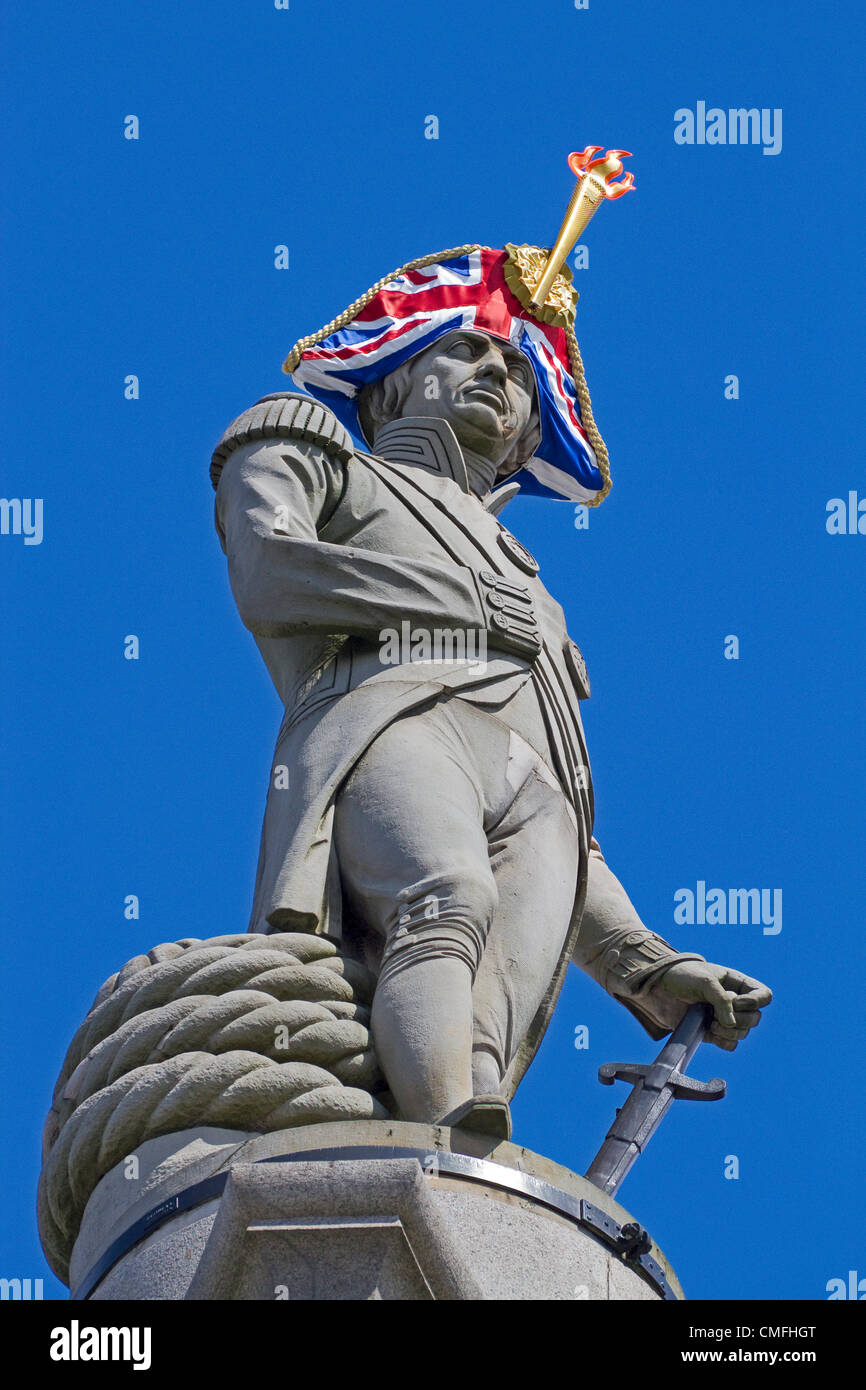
[212,393,702,1089]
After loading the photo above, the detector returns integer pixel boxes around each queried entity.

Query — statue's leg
[333,700,509,1124]
[470,736,580,1096]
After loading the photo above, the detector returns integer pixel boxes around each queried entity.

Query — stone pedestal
[68,1121,683,1301]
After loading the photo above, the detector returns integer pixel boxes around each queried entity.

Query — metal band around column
[71,1145,678,1302]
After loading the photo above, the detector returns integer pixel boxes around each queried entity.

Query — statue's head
[358,328,542,486]
[283,246,611,506]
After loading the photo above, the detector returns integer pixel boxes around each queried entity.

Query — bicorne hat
[282,242,611,505]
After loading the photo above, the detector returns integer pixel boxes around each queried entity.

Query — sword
[584,1003,726,1197]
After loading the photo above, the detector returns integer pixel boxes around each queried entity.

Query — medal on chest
[496,528,539,574]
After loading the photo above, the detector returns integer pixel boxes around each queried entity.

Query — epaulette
[210,392,355,490]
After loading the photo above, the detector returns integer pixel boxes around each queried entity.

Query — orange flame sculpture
[529,148,635,310]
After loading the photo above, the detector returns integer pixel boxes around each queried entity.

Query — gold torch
[529,147,635,310]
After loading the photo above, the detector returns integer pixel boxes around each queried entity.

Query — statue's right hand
[477,569,542,662]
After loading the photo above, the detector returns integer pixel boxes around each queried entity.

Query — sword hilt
[598,1061,726,1101]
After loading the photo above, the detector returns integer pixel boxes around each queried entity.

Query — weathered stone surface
[40,935,387,1283]
[70,1128,249,1291]
[73,1121,681,1301]
[90,1204,221,1302]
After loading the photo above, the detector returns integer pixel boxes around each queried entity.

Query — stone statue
[37,178,773,1303]
[209,242,771,1143]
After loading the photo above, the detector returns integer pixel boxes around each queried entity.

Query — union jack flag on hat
[282,243,612,505]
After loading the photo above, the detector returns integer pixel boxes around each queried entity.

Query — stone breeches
[333,695,580,1080]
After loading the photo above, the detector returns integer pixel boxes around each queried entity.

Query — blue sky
[2,0,864,1300]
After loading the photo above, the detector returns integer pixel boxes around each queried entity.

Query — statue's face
[396,328,537,465]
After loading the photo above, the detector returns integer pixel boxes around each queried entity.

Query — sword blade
[584,1003,714,1197]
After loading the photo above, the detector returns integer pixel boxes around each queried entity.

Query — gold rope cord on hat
[281,244,611,505]
[565,322,612,506]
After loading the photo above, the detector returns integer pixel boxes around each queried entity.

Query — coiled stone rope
[38,933,389,1282]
